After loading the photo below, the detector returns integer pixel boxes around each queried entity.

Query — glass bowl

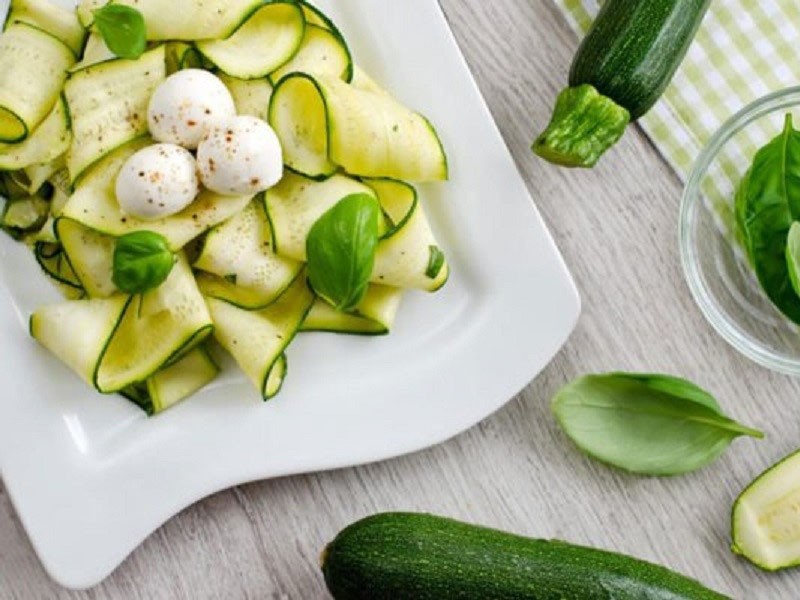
[680,87,800,376]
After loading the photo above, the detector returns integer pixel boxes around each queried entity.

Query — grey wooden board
[2,1,799,598]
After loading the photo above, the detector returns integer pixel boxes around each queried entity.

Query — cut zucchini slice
[34,241,83,290]
[206,273,314,400]
[197,2,305,79]
[0,23,74,143]
[268,73,336,179]
[218,73,273,121]
[0,96,70,170]
[112,0,262,41]
[732,449,800,571]
[61,138,253,249]
[7,0,86,55]
[193,200,303,309]
[65,46,165,183]
[146,346,219,414]
[55,218,116,297]
[269,73,447,182]
[269,24,351,84]
[1,194,48,234]
[76,0,106,29]
[31,294,130,384]
[94,254,213,392]
[302,284,402,335]
[350,66,390,96]
[164,41,204,74]
[365,178,449,291]
[265,171,376,258]
[24,156,67,196]
[297,0,352,82]
[69,33,115,73]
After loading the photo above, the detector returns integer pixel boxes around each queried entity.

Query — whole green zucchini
[534,0,711,168]
[321,512,729,599]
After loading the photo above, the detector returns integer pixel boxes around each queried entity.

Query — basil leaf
[306,193,380,312]
[552,373,763,476]
[739,113,800,323]
[93,5,147,60]
[113,231,175,294]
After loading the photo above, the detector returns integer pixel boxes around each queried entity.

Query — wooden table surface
[3,1,799,598]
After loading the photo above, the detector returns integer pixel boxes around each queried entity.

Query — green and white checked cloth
[554,0,800,181]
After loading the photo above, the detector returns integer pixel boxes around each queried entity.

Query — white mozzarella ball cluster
[116,70,284,220]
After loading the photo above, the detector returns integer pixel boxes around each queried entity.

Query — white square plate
[0,0,580,589]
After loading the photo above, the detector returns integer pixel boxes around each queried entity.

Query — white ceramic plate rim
[0,0,580,589]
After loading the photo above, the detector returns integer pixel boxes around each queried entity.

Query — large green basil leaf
[552,373,763,476]
[306,193,380,312]
[740,114,800,323]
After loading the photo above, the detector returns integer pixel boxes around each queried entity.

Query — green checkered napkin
[555,0,800,185]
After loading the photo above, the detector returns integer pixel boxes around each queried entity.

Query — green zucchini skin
[570,0,711,120]
[322,513,729,600]
[534,0,711,168]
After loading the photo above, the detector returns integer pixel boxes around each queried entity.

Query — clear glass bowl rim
[680,86,800,376]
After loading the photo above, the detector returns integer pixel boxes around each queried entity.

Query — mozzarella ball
[197,115,283,196]
[147,69,236,150]
[116,143,199,220]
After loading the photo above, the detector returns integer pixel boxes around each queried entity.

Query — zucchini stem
[533,84,630,168]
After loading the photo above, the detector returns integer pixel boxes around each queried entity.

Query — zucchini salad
[0,0,449,414]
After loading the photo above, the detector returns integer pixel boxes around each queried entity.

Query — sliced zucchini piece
[33,216,57,243]
[47,166,71,208]
[56,218,116,297]
[113,0,262,41]
[164,41,203,74]
[94,254,214,393]
[34,241,83,290]
[30,294,130,384]
[0,171,30,199]
[1,195,48,234]
[732,449,800,571]
[218,73,273,121]
[268,74,335,179]
[299,1,327,28]
[194,200,303,309]
[350,66,390,96]
[297,0,352,82]
[206,273,314,400]
[146,346,219,414]
[76,0,106,28]
[302,284,402,335]
[7,0,86,54]
[269,24,351,84]
[365,178,449,291]
[65,46,165,183]
[269,73,447,182]
[0,96,70,170]
[61,138,253,249]
[69,33,115,73]
[265,171,376,258]
[0,23,74,143]
[197,2,305,79]
[24,156,66,196]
